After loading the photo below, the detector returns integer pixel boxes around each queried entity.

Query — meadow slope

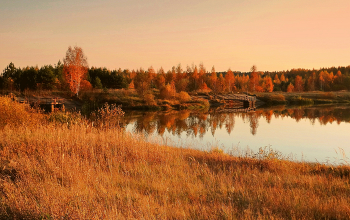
[0,96,350,219]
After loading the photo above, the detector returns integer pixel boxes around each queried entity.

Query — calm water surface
[123,105,350,164]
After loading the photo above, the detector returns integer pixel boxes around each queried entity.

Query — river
[122,105,350,165]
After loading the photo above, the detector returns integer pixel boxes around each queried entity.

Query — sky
[1,0,350,72]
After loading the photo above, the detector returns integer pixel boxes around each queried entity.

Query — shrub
[267,94,287,104]
[271,94,286,101]
[47,111,83,125]
[177,91,191,103]
[144,93,157,105]
[0,96,43,128]
[92,103,124,129]
[289,96,313,105]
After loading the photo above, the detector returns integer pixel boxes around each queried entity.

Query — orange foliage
[273,74,281,84]
[177,91,191,103]
[63,46,88,96]
[155,74,165,89]
[307,72,316,91]
[160,82,176,100]
[287,83,294,92]
[144,93,156,105]
[249,65,259,92]
[280,74,286,82]
[294,75,304,92]
[199,82,209,91]
[128,80,135,89]
[263,76,274,92]
[225,69,235,92]
[80,80,92,91]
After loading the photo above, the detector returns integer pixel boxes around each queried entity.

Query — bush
[92,103,124,129]
[0,96,43,128]
[289,96,313,105]
[267,94,287,104]
[177,91,191,103]
[144,93,157,105]
[271,94,286,101]
[47,111,83,125]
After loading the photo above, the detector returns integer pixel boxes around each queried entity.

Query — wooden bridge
[9,93,65,112]
[213,106,256,113]
[215,93,256,109]
[30,97,65,112]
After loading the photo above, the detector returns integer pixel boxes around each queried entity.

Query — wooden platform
[216,94,256,108]
[9,93,65,112]
[214,107,256,113]
[28,97,65,112]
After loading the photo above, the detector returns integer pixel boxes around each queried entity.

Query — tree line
[1,60,350,95]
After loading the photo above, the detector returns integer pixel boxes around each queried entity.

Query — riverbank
[3,89,350,113]
[1,96,350,219]
[256,91,350,106]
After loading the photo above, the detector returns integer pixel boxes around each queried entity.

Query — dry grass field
[0,96,350,219]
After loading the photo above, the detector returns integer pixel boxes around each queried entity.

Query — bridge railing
[219,94,256,102]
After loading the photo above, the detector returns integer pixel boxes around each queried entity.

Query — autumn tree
[237,74,249,92]
[280,74,286,82]
[175,64,189,92]
[319,71,325,91]
[155,73,166,89]
[63,46,88,96]
[273,74,281,85]
[189,65,199,90]
[335,70,342,84]
[166,67,176,84]
[323,71,334,91]
[198,63,206,87]
[333,70,344,90]
[249,65,259,92]
[307,72,316,91]
[263,76,274,92]
[294,75,304,92]
[209,66,218,93]
[134,68,150,98]
[225,68,235,92]
[199,82,209,91]
[217,73,226,93]
[160,82,176,100]
[147,66,156,88]
[176,77,189,92]
[287,83,294,92]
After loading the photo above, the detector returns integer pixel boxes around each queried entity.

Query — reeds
[0,96,350,219]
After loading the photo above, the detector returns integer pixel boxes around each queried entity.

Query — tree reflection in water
[122,105,350,137]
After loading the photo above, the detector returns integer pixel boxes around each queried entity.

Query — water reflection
[123,105,350,137]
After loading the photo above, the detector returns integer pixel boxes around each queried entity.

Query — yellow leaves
[63,46,88,96]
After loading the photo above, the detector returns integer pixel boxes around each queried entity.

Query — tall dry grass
[0,96,350,219]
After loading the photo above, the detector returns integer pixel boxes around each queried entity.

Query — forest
[1,61,350,96]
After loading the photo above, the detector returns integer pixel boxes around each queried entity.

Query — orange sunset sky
[1,0,349,72]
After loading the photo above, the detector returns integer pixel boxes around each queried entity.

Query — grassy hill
[0,96,349,219]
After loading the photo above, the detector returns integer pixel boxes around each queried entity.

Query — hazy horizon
[1,0,349,72]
